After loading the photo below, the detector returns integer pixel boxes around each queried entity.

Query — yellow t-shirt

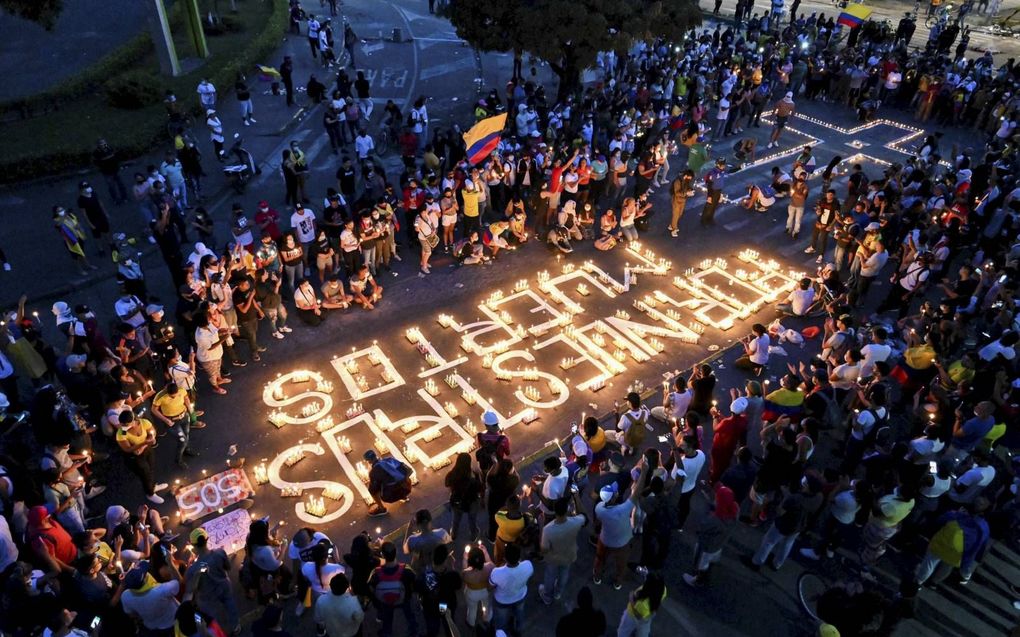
[495,511,525,543]
[462,190,479,218]
[904,345,936,370]
[585,428,607,453]
[116,419,155,450]
[152,390,188,419]
[947,360,974,386]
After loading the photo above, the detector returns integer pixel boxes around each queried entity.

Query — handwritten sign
[175,468,254,522]
[197,508,252,555]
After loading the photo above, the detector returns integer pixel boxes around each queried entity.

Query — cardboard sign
[197,508,252,554]
[175,468,254,522]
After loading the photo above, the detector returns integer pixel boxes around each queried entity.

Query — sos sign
[175,468,255,522]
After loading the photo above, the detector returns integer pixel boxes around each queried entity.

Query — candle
[253,463,269,485]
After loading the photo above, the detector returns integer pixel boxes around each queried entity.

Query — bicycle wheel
[377,130,391,155]
[798,572,826,622]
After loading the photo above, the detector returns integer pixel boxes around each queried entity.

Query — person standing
[53,205,95,274]
[786,174,809,239]
[593,458,646,590]
[186,528,240,634]
[539,498,586,605]
[489,543,533,636]
[152,382,202,468]
[281,56,295,107]
[701,158,726,226]
[669,169,694,237]
[307,15,321,58]
[93,139,128,204]
[115,410,168,504]
[682,484,738,587]
[235,73,256,126]
[197,78,217,110]
[402,509,452,572]
[767,92,796,148]
[315,573,363,637]
[76,180,112,256]
[368,542,418,637]
[232,277,265,363]
[206,109,225,159]
[805,189,839,258]
[445,453,483,542]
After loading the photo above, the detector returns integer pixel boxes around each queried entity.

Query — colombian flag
[837,4,873,28]
[463,113,507,165]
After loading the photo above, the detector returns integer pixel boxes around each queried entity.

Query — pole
[184,0,210,58]
[146,0,181,76]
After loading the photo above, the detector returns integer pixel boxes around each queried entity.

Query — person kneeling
[350,265,383,310]
[547,226,574,254]
[741,183,776,212]
[364,449,414,517]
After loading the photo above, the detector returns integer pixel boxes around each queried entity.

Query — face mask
[372,212,380,220]
[57,210,66,217]
[237,217,248,227]
[84,187,93,195]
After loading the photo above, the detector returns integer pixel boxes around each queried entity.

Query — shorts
[315,252,333,270]
[442,214,457,228]
[419,239,433,256]
[775,115,788,130]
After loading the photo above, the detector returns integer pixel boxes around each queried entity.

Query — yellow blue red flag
[463,113,507,165]
[837,4,872,28]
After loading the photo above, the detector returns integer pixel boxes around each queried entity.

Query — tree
[449,0,701,100]
[0,0,63,30]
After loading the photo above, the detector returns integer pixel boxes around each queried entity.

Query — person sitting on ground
[547,226,574,254]
[771,166,792,196]
[364,450,413,517]
[293,279,325,326]
[557,200,584,242]
[778,277,818,316]
[594,210,619,251]
[453,231,489,266]
[349,265,383,310]
[482,222,510,258]
[734,137,757,165]
[320,274,353,310]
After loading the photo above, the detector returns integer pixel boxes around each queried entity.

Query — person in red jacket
[709,397,749,484]
[401,180,426,247]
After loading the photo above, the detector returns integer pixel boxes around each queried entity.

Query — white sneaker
[280,326,293,333]
[804,246,815,254]
[84,485,107,499]
[148,236,157,244]
[243,120,250,126]
[146,493,165,505]
[272,331,284,339]
[393,253,402,262]
[154,482,170,492]
[249,117,257,123]
[2,263,9,271]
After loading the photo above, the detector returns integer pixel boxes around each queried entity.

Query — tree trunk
[550,60,581,104]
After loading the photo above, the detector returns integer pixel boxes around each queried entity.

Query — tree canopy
[0,0,63,30]
[449,0,702,97]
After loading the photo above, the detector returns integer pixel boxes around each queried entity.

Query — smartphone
[90,616,102,631]
[570,424,578,435]
[439,603,448,613]
[929,461,938,474]
[194,613,203,625]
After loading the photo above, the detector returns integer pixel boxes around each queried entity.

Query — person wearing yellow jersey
[461,180,481,237]
[617,572,666,636]
[493,495,527,566]
[152,382,204,469]
[861,484,916,573]
[115,410,168,504]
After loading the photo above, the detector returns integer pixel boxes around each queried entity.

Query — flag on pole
[463,113,508,165]
[256,65,281,82]
[837,4,872,28]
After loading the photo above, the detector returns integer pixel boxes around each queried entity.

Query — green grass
[0,0,286,183]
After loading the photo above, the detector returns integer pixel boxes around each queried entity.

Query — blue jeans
[541,563,569,602]
[379,601,418,637]
[492,598,525,636]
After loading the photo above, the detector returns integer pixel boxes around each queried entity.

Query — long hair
[447,452,473,485]
[636,573,666,614]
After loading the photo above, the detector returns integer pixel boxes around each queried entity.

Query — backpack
[373,564,407,606]
[621,410,648,448]
[862,408,888,447]
[378,458,413,503]
[475,433,506,473]
[811,386,845,430]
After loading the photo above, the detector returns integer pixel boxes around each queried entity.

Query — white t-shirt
[748,333,770,365]
[194,325,223,363]
[859,343,892,378]
[671,450,705,493]
[121,580,180,630]
[788,288,815,316]
[301,562,347,596]
[541,467,569,513]
[666,390,692,419]
[851,407,887,440]
[830,362,861,390]
[909,436,945,461]
[898,262,930,292]
[979,339,1016,362]
[291,210,317,243]
[949,466,995,503]
[355,135,375,160]
[716,98,730,120]
[489,561,533,604]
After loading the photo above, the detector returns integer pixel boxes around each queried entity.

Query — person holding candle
[445,453,483,542]
[735,323,770,376]
[461,544,494,628]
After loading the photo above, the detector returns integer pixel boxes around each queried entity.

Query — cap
[730,397,749,414]
[785,91,794,99]
[52,301,70,316]
[66,354,87,370]
[146,304,164,315]
[598,483,619,503]
[27,505,49,527]
[866,222,881,231]
[258,200,269,209]
[190,528,208,544]
[482,411,499,427]
[123,562,151,589]
[0,393,8,410]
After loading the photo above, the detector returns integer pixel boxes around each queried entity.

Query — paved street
[1,0,1019,636]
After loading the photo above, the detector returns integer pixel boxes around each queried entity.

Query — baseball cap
[190,528,208,545]
[866,222,881,231]
[482,411,499,427]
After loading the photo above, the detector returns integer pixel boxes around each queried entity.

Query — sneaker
[538,585,553,605]
[146,493,165,505]
[612,582,622,590]
[249,117,257,123]
[154,482,170,492]
[280,326,293,333]
[671,229,679,238]
[393,253,402,262]
[2,263,9,271]
[243,120,250,126]
[741,555,761,572]
[256,346,268,353]
[232,360,247,367]
[804,246,815,254]
[682,573,701,587]
[294,604,305,617]
[592,575,602,585]
[148,236,157,244]
[84,485,107,499]
[273,331,284,339]
[367,504,388,517]
[212,387,226,397]
[799,548,821,561]
[253,354,262,362]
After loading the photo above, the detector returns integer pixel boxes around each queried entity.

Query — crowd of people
[2,1,1020,636]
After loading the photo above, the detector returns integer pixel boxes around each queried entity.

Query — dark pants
[701,189,721,225]
[676,489,696,529]
[849,274,875,305]
[341,249,361,276]
[103,172,128,204]
[877,285,913,318]
[463,215,480,237]
[236,319,260,358]
[640,528,671,570]
[168,415,192,464]
[377,601,418,637]
[124,447,156,495]
[810,225,829,254]
[308,37,318,57]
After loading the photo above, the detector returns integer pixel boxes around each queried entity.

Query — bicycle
[798,552,899,633]
[375,120,399,155]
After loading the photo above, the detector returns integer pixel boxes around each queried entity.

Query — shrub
[104,71,164,110]
[203,14,245,36]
